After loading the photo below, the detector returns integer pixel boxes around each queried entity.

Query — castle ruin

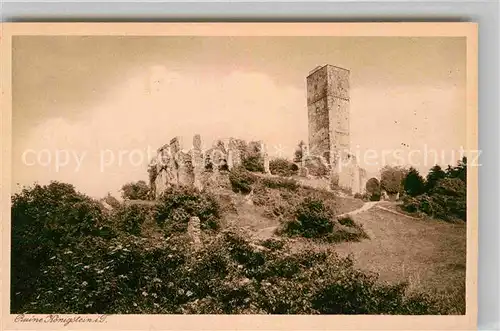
[149,64,366,197]
[148,136,270,199]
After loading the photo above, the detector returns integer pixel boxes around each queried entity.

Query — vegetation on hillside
[282,198,369,243]
[401,158,467,221]
[155,186,221,237]
[380,166,406,197]
[365,178,381,201]
[242,142,265,173]
[11,182,440,314]
[10,155,466,314]
[228,167,367,243]
[121,180,151,200]
[269,158,299,177]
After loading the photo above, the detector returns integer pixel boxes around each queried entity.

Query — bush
[121,180,150,200]
[10,182,112,312]
[242,155,265,172]
[260,177,299,191]
[111,204,152,236]
[380,166,405,195]
[259,238,286,251]
[338,216,356,227]
[286,198,335,238]
[229,166,258,194]
[269,158,299,177]
[401,177,466,221]
[154,186,220,237]
[13,228,440,314]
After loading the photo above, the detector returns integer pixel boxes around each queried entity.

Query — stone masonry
[306,65,366,194]
[149,135,269,198]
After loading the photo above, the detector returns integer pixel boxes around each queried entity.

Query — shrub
[401,178,466,222]
[11,181,445,315]
[10,182,111,312]
[293,140,306,163]
[259,238,286,251]
[154,186,220,237]
[242,155,265,172]
[241,141,266,172]
[269,158,299,177]
[260,177,299,191]
[229,166,258,194]
[284,198,335,239]
[112,204,152,236]
[121,180,150,200]
[13,229,440,314]
[338,216,356,227]
[380,166,405,195]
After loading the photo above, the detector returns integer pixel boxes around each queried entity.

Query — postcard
[1,22,478,330]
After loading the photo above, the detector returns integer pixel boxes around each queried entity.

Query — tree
[11,181,110,311]
[403,167,426,197]
[121,180,150,200]
[242,141,265,173]
[294,140,306,163]
[380,166,405,195]
[365,178,381,201]
[446,157,467,184]
[425,165,446,193]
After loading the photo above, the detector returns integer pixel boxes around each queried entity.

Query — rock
[187,216,202,249]
[193,134,202,151]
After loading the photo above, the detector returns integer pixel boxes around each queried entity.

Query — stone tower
[306,64,350,183]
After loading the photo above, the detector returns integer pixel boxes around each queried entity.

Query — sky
[12,36,467,198]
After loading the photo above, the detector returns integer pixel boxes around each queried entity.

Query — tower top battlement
[306,64,350,78]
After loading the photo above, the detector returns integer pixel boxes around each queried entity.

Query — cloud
[14,68,306,197]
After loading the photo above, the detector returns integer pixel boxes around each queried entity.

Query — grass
[333,204,466,314]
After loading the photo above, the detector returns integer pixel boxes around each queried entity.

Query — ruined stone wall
[337,154,366,195]
[149,135,269,198]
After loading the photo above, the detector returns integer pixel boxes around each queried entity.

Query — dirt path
[375,205,420,219]
[335,201,379,218]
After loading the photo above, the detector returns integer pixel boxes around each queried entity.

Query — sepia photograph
[2,23,478,330]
